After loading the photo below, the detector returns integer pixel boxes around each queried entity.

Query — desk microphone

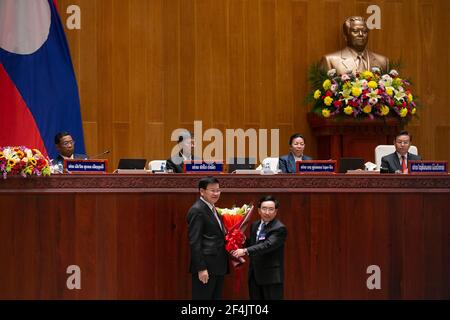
[89,150,111,159]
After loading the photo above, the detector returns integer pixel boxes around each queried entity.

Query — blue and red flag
[0,0,85,159]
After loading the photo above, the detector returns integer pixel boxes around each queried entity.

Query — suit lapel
[340,47,356,72]
[288,153,297,173]
[199,199,223,232]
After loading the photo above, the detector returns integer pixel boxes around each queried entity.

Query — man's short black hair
[289,133,305,145]
[178,131,194,143]
[54,131,71,145]
[395,130,412,141]
[258,195,280,209]
[198,176,219,190]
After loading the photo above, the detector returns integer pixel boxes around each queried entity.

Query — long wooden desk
[0,174,449,299]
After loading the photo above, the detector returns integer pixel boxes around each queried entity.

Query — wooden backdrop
[58,0,450,169]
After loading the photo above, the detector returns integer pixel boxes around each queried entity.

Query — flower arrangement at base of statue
[217,203,254,293]
[307,64,419,123]
[0,146,51,179]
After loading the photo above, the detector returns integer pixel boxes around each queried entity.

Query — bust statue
[321,16,389,75]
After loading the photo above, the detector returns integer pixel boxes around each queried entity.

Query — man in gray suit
[381,131,421,173]
[321,16,389,75]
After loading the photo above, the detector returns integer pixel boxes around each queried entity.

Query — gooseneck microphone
[89,150,111,159]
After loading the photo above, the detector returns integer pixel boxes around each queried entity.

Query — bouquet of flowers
[217,204,254,267]
[307,64,418,122]
[0,146,51,179]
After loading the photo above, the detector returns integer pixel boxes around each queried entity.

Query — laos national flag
[0,0,85,159]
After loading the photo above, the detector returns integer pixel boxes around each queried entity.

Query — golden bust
[321,16,389,75]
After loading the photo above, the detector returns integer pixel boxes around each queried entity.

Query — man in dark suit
[278,133,312,173]
[54,131,87,168]
[187,176,228,300]
[166,130,195,173]
[232,195,287,300]
[381,130,421,173]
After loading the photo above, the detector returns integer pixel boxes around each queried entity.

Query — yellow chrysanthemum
[392,78,403,88]
[314,90,321,99]
[29,158,37,166]
[399,108,408,117]
[322,79,331,90]
[344,106,353,115]
[363,105,372,113]
[407,93,413,103]
[380,105,390,116]
[351,87,362,97]
[411,108,417,115]
[8,159,16,167]
[324,96,333,106]
[361,71,374,79]
[322,109,331,118]
[386,87,394,96]
[368,81,377,89]
[16,150,25,158]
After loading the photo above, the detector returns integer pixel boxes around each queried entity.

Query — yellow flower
[8,159,16,167]
[29,158,37,166]
[392,78,403,88]
[399,108,408,117]
[361,71,374,79]
[368,81,377,89]
[16,150,25,158]
[363,105,372,113]
[407,93,413,103]
[322,79,331,90]
[322,109,331,118]
[380,105,390,116]
[411,107,417,115]
[324,96,333,106]
[351,86,362,97]
[314,90,321,99]
[0,152,4,159]
[344,106,353,115]
[386,87,394,96]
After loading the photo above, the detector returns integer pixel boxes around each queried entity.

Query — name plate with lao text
[65,159,108,173]
[296,160,337,173]
[184,160,224,173]
[409,161,448,174]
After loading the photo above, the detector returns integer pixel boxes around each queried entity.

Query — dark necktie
[256,222,266,241]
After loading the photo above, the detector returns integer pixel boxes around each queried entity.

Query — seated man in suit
[166,130,195,173]
[381,130,421,173]
[278,133,312,173]
[232,195,287,300]
[321,16,389,75]
[54,131,87,167]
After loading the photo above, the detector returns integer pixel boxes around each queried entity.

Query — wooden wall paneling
[276,0,294,126]
[73,194,98,298]
[112,0,130,124]
[113,123,130,165]
[129,0,149,158]
[244,1,262,126]
[229,0,246,127]
[180,0,197,125]
[260,0,276,130]
[211,0,230,126]
[435,126,450,163]
[94,194,119,299]
[96,1,114,165]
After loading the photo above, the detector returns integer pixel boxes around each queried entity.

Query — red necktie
[401,155,407,173]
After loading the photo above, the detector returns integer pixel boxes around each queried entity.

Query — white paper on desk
[365,162,377,171]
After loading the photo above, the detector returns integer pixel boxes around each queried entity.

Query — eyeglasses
[395,141,410,145]
[61,140,75,147]
[260,207,276,212]
[206,189,221,194]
